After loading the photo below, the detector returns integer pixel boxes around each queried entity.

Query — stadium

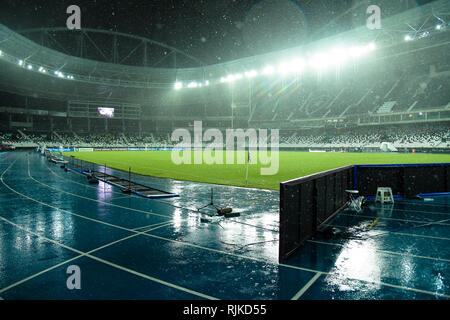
[0,0,449,305]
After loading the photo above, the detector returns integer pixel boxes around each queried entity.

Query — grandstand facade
[0,0,449,151]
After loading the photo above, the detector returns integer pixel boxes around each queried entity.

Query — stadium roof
[0,0,448,93]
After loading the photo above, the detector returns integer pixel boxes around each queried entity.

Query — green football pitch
[64,151,450,190]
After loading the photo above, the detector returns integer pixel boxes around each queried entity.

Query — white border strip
[291,272,323,300]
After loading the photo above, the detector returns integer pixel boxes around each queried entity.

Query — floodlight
[246,70,258,78]
[0,50,2,56]
[278,63,290,74]
[309,53,329,70]
[330,48,347,65]
[291,58,305,73]
[349,46,362,58]
[262,66,274,75]
[436,24,442,30]
[174,82,183,89]
[205,80,209,86]
[368,42,376,51]
[18,59,23,66]
[404,35,412,41]
[187,81,198,88]
[226,74,235,82]
[27,65,32,70]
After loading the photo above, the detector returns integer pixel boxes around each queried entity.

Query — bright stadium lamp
[262,66,274,75]
[244,70,258,78]
[291,58,305,73]
[27,65,33,70]
[0,50,2,56]
[234,73,243,80]
[436,24,442,30]
[18,59,23,66]
[330,48,347,65]
[404,35,413,41]
[226,74,235,82]
[174,82,183,89]
[205,80,209,86]
[278,62,290,75]
[368,42,376,51]
[349,46,363,58]
[309,53,329,71]
[187,81,198,88]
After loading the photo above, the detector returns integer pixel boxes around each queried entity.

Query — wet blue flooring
[0,151,448,299]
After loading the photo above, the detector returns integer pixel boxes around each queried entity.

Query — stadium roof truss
[0,0,448,90]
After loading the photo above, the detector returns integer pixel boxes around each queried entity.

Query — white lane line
[291,272,323,300]
[133,220,172,231]
[2,160,321,275]
[0,215,215,299]
[2,164,133,233]
[5,159,450,299]
[45,162,135,196]
[340,213,450,226]
[0,221,173,295]
[27,160,171,219]
[140,222,174,233]
[45,162,205,214]
[307,239,450,263]
[325,223,450,241]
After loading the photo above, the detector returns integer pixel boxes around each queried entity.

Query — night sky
[0,0,438,65]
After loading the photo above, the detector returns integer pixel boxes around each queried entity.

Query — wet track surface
[0,151,448,299]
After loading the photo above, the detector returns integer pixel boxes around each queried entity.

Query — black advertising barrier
[354,163,450,198]
[279,165,354,263]
[279,162,450,263]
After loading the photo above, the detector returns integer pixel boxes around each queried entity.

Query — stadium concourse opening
[0,0,450,303]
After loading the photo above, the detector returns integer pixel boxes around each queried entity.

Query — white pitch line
[0,215,215,299]
[307,239,450,263]
[291,272,323,300]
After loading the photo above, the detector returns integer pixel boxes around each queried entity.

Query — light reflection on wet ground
[0,151,448,299]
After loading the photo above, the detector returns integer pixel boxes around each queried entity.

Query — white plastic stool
[375,187,394,204]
